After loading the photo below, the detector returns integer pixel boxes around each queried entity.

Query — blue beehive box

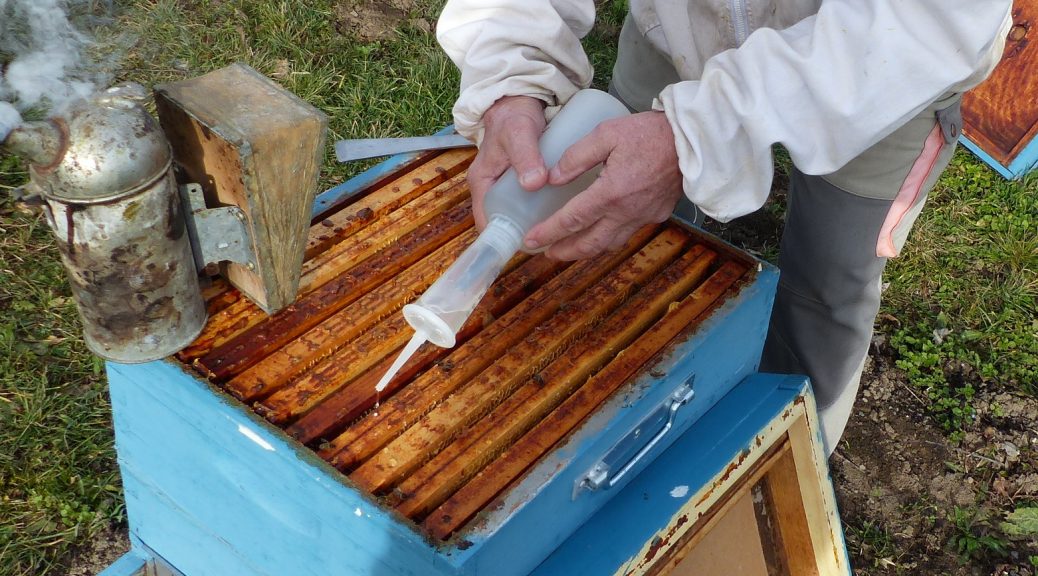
[100,147,850,576]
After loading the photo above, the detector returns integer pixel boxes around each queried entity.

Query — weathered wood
[155,63,327,314]
[349,232,693,494]
[962,1,1038,165]
[199,278,233,307]
[299,172,470,293]
[670,490,769,576]
[305,148,474,260]
[285,256,567,444]
[646,439,792,575]
[176,281,246,363]
[393,245,717,518]
[230,229,477,405]
[783,413,845,575]
[254,252,537,414]
[201,285,240,315]
[196,201,474,381]
[758,446,818,576]
[320,225,662,465]
[186,151,471,323]
[177,297,262,364]
[425,260,749,539]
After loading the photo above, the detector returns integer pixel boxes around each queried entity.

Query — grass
[2,0,462,572]
[883,155,1038,436]
[845,519,903,572]
[113,0,462,186]
[0,0,1035,574]
[1,159,122,573]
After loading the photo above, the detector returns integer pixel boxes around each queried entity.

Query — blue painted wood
[105,260,778,576]
[108,361,455,576]
[530,374,815,575]
[311,126,462,219]
[453,264,780,576]
[961,136,1038,180]
[97,548,147,576]
[961,138,1016,179]
[104,129,795,575]
[1007,134,1038,178]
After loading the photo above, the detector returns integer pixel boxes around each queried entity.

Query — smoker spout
[1,119,67,169]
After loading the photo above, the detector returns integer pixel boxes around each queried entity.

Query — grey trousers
[611,14,962,454]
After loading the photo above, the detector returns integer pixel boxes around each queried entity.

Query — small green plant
[847,519,899,569]
[948,506,1008,563]
[1000,506,1038,539]
[890,327,976,438]
[883,154,1038,411]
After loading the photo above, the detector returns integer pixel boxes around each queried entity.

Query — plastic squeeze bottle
[374,89,631,393]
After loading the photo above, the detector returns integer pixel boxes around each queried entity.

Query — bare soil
[333,0,432,42]
[67,525,129,576]
[835,352,1038,575]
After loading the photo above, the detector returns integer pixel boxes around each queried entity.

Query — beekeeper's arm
[436,0,596,229]
[438,0,1012,260]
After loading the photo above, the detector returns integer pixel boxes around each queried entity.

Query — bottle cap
[402,304,456,348]
[482,216,524,258]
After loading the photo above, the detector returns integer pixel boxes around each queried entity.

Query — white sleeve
[436,0,596,143]
[654,0,1013,222]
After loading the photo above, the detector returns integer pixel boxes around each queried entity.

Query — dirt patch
[705,173,787,262]
[66,525,130,576]
[830,349,1038,575]
[333,1,432,42]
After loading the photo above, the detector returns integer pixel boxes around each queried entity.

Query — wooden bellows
[155,63,328,314]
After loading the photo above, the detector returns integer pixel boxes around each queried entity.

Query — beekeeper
[435,0,1013,454]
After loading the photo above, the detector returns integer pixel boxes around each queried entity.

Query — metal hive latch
[179,183,257,272]
[575,376,696,498]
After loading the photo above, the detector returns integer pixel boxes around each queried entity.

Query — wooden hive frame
[642,397,846,575]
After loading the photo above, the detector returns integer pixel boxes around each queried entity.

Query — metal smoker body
[4,85,206,363]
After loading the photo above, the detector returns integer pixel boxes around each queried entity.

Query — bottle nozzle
[402,216,523,349]
[402,304,457,348]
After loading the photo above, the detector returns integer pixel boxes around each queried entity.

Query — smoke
[0,0,112,141]
[0,101,19,141]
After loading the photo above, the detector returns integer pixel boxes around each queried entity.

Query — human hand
[468,95,549,230]
[524,111,684,260]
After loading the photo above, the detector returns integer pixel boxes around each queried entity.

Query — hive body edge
[107,359,457,576]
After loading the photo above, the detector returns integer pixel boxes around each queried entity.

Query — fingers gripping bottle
[375,89,631,392]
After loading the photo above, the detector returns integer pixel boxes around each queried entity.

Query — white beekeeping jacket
[436,0,1013,222]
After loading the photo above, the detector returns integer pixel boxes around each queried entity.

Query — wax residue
[374,331,426,394]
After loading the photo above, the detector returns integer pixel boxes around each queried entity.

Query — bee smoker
[2,84,207,363]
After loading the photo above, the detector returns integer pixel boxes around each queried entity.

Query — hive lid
[962,1,1038,177]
